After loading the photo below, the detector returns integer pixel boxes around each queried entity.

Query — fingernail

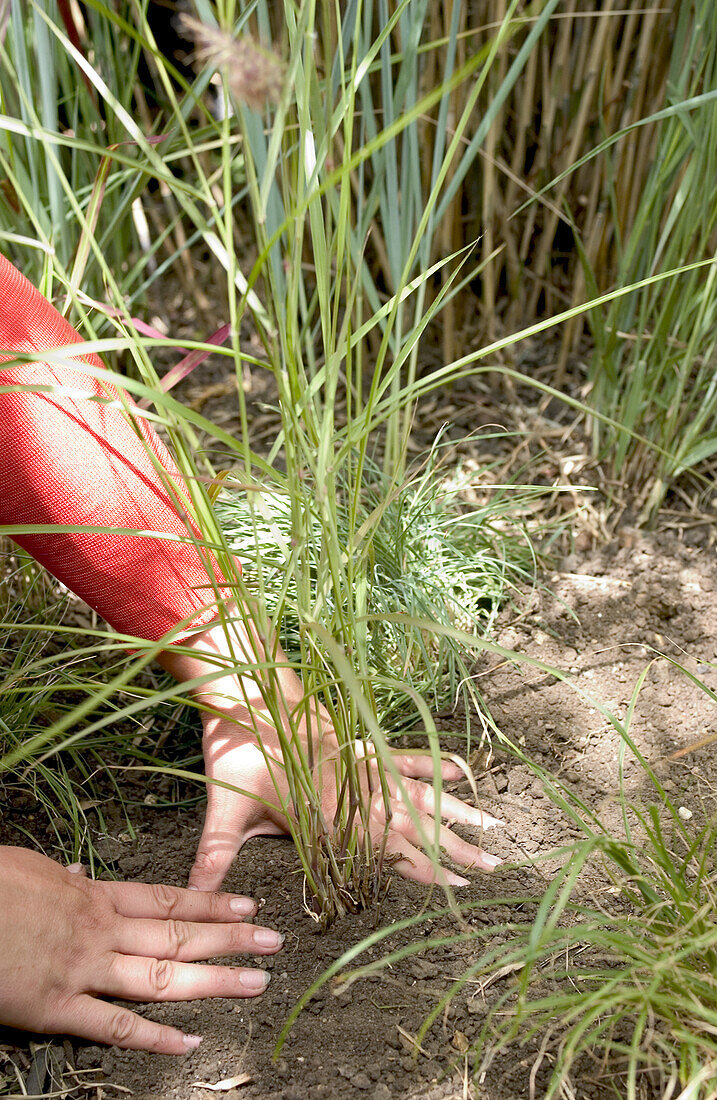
[241,969,271,991]
[230,897,257,916]
[183,1035,202,1051]
[447,872,471,887]
[252,927,284,948]
[67,862,84,874]
[483,853,503,871]
[187,885,199,891]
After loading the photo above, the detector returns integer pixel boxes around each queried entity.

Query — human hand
[190,709,503,892]
[0,845,284,1054]
[157,611,503,895]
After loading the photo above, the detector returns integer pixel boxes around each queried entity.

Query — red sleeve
[0,253,235,643]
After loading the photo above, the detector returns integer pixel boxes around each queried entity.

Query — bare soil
[3,522,716,1100]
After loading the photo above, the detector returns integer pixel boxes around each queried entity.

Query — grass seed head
[180,15,284,110]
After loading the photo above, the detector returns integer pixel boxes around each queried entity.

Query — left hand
[0,846,283,1053]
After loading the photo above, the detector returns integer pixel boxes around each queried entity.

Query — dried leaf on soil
[191,1074,253,1091]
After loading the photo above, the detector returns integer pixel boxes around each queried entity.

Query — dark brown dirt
[3,524,716,1100]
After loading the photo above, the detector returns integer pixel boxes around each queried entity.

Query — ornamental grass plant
[586,0,717,522]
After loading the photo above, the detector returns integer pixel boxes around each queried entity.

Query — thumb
[189,742,292,890]
[188,782,251,891]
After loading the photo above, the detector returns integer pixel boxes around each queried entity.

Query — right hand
[0,845,284,1054]
[192,715,502,892]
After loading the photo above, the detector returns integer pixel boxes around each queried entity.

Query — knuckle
[165,919,190,958]
[389,809,409,835]
[149,882,181,918]
[228,922,252,951]
[192,849,224,877]
[192,884,225,918]
[148,958,175,996]
[108,1010,141,1048]
[209,889,226,917]
[369,799,388,828]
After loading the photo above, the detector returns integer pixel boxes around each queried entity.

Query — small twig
[396,1025,432,1060]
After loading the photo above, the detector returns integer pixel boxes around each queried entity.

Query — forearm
[0,254,231,642]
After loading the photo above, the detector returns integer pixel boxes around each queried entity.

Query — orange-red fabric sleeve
[0,253,234,643]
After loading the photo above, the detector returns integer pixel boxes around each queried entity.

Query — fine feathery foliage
[215,442,539,737]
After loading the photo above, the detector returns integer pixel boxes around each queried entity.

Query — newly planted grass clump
[215,446,539,735]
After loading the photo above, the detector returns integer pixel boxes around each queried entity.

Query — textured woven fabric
[0,253,234,642]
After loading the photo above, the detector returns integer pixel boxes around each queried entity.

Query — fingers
[383,834,469,887]
[354,742,463,782]
[392,809,501,873]
[353,741,459,780]
[392,753,464,781]
[188,825,244,893]
[397,777,503,830]
[62,994,204,1055]
[97,879,257,921]
[113,915,284,962]
[105,954,271,1003]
